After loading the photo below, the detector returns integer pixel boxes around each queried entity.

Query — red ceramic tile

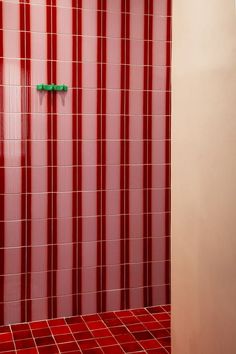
[147,306,165,314]
[37,345,59,353]
[144,322,163,330]
[136,314,155,323]
[50,325,70,335]
[48,318,65,327]
[73,331,93,341]
[121,341,143,353]
[120,316,140,325]
[158,337,171,347]
[0,326,11,334]
[103,318,123,327]
[99,312,116,320]
[68,322,88,332]
[32,328,51,338]
[114,311,133,318]
[86,320,106,330]
[161,305,171,313]
[126,323,146,332]
[153,313,170,321]
[0,341,15,352]
[82,349,103,354]
[35,336,55,346]
[131,308,148,315]
[92,329,112,338]
[17,348,38,354]
[11,324,30,332]
[102,345,124,354]
[115,333,136,344]
[109,326,129,335]
[159,320,171,329]
[58,341,80,352]
[65,316,83,325]
[82,314,101,322]
[30,321,48,330]
[147,349,168,354]
[96,336,117,347]
[0,332,13,342]
[150,329,170,339]
[15,338,35,350]
[77,339,98,350]
[133,331,154,340]
[13,330,32,340]
[140,339,162,350]
[54,333,75,343]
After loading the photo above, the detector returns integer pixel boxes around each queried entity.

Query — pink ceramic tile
[82,62,98,89]
[4,194,21,221]
[82,36,97,62]
[106,215,121,241]
[82,267,97,293]
[106,38,121,65]
[31,272,48,299]
[106,11,121,38]
[57,34,72,62]
[106,90,121,115]
[30,3,46,33]
[130,263,144,288]
[129,189,143,215]
[31,246,48,272]
[106,265,121,291]
[31,219,48,246]
[129,214,144,239]
[129,238,143,263]
[82,216,97,242]
[30,114,48,140]
[57,192,73,218]
[129,165,143,189]
[129,141,143,164]
[82,166,97,191]
[57,141,73,166]
[4,221,21,247]
[58,166,73,192]
[30,33,47,60]
[106,141,120,165]
[106,65,121,90]
[106,165,120,190]
[4,167,21,194]
[106,190,120,216]
[82,191,97,217]
[82,89,97,115]
[31,167,48,193]
[57,269,72,296]
[82,241,97,268]
[57,218,73,244]
[57,115,73,140]
[82,10,97,37]
[82,115,97,140]
[3,31,20,59]
[31,141,48,167]
[154,0,169,16]
[31,193,48,219]
[130,40,144,65]
[57,6,72,35]
[4,248,21,275]
[152,189,168,213]
[106,240,120,266]
[130,13,144,40]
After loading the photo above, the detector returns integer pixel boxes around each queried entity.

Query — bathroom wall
[0,0,171,325]
[172,0,236,353]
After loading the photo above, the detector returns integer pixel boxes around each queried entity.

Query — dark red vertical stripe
[25,0,32,322]
[46,0,57,319]
[165,0,172,304]
[120,0,130,310]
[147,0,153,306]
[96,0,103,313]
[124,0,130,310]
[120,0,126,310]
[20,0,31,322]
[0,0,4,325]
[101,0,107,312]
[72,0,82,316]
[143,0,149,307]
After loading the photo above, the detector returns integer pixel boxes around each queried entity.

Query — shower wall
[0,0,171,325]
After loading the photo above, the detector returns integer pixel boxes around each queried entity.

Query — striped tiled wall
[0,0,171,325]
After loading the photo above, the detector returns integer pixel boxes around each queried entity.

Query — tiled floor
[0,305,171,354]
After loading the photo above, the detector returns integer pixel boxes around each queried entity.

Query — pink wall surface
[0,0,171,325]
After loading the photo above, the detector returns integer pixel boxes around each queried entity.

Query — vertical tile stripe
[47,0,58,319]
[0,0,4,326]
[165,0,172,304]
[143,0,149,307]
[20,0,32,322]
[101,0,107,312]
[120,0,126,310]
[72,0,82,315]
[124,0,130,310]
[120,0,130,309]
[147,0,154,306]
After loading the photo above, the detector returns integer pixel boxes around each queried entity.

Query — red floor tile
[0,306,171,354]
